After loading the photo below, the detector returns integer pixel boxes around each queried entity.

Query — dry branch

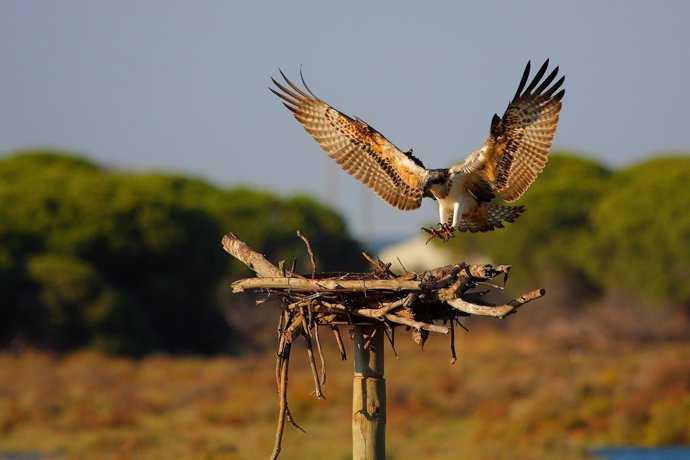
[297,230,317,278]
[354,308,450,334]
[270,338,290,460]
[447,288,545,318]
[232,277,422,293]
[222,233,301,279]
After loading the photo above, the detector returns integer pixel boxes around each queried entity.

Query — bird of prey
[270,60,564,242]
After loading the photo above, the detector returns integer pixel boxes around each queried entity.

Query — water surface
[596,447,690,460]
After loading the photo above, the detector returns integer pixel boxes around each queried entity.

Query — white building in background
[376,235,491,273]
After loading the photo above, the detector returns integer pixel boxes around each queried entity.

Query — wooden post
[352,325,386,460]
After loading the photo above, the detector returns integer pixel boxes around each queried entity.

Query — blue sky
[1,1,689,242]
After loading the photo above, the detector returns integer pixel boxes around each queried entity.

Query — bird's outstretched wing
[456,60,565,202]
[270,71,428,211]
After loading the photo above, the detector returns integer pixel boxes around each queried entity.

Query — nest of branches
[222,232,545,459]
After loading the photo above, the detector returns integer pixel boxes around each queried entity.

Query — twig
[286,408,306,434]
[277,311,285,338]
[403,292,419,308]
[507,288,547,309]
[455,317,470,333]
[384,326,399,359]
[363,325,379,350]
[276,335,286,391]
[296,230,317,279]
[313,323,327,386]
[275,312,289,390]
[449,318,457,365]
[301,315,325,399]
[270,340,291,460]
[362,252,379,267]
[285,314,305,343]
[377,293,415,315]
[355,308,449,334]
[362,252,396,278]
[396,257,409,274]
[362,252,389,273]
[331,325,347,361]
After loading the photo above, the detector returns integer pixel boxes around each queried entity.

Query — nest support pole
[352,325,386,460]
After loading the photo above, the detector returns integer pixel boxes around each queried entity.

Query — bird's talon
[421,224,456,244]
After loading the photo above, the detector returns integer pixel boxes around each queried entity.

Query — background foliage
[2,149,689,355]
[0,151,365,354]
[587,156,690,304]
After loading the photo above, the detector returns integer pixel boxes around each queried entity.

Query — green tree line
[0,151,365,355]
[447,151,690,309]
[2,150,688,355]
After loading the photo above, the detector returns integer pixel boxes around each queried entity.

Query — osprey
[270,60,564,242]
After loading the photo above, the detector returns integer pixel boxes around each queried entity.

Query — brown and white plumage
[270,60,565,236]
[270,71,428,211]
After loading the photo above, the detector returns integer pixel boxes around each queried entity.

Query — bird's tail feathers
[458,203,525,233]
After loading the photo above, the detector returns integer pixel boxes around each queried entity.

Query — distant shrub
[587,156,690,306]
[0,150,365,354]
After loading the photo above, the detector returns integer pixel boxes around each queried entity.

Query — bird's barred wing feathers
[457,60,565,202]
[270,71,428,211]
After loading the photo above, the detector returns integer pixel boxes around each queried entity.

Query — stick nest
[222,231,545,459]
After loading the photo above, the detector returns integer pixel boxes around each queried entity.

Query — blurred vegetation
[446,151,690,310]
[1,334,688,459]
[0,150,365,355]
[2,149,689,355]
[588,156,690,304]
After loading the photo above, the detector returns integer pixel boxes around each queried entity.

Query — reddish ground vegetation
[0,321,688,460]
